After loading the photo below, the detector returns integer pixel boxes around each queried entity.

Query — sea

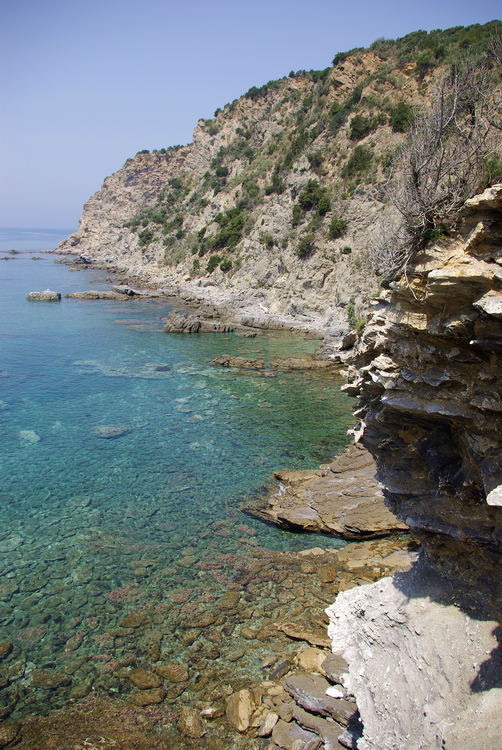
[0,228,354,737]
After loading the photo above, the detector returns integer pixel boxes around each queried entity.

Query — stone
[211,355,265,369]
[296,647,328,674]
[31,669,71,689]
[128,687,165,705]
[257,711,279,737]
[156,662,189,682]
[18,429,40,445]
[276,622,331,648]
[119,613,148,628]
[65,290,125,300]
[91,424,132,439]
[128,667,161,689]
[272,719,319,749]
[0,642,13,661]
[26,289,61,301]
[318,565,337,583]
[0,723,20,748]
[284,674,356,725]
[226,688,256,732]
[292,704,346,746]
[164,310,234,333]
[178,706,206,738]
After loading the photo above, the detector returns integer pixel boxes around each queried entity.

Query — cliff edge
[327,185,502,750]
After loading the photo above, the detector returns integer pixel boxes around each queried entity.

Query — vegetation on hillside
[118,21,501,284]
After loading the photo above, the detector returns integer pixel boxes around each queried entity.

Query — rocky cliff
[58,22,502,333]
[327,185,502,750]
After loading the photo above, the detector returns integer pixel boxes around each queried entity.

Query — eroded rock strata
[247,444,408,539]
[327,185,502,750]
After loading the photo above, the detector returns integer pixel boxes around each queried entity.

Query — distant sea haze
[0,228,75,253]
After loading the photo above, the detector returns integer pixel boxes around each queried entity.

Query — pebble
[178,706,206,738]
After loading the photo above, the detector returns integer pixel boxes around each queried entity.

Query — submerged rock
[211,354,265,369]
[91,424,133,439]
[18,429,40,445]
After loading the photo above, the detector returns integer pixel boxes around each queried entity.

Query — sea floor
[0,243,358,745]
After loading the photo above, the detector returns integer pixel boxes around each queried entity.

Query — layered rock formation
[327,185,502,749]
[248,444,408,539]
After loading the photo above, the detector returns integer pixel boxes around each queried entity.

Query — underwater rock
[156,662,189,682]
[18,429,40,445]
[178,706,206,739]
[128,687,165,706]
[31,669,71,689]
[91,424,133,439]
[128,668,161,690]
[0,642,13,661]
[211,354,265,369]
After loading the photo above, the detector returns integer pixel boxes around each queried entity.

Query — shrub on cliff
[342,146,373,177]
[297,234,315,257]
[329,215,348,239]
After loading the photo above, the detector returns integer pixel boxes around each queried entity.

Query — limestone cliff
[327,185,502,750]
[58,23,502,332]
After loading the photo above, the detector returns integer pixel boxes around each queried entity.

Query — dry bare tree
[372,55,502,276]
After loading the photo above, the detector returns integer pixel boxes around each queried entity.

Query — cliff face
[327,185,502,750]
[59,51,426,330]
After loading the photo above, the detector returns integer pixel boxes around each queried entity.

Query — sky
[1,0,500,229]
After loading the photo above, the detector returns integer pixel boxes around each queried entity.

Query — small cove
[0,231,354,741]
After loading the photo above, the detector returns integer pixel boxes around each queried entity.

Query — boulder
[178,706,206,738]
[26,290,60,301]
[226,688,256,732]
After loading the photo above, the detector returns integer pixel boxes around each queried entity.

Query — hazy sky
[1,0,500,228]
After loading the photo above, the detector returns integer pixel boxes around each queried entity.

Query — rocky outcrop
[163,309,234,333]
[247,444,408,539]
[327,185,502,749]
[26,290,60,301]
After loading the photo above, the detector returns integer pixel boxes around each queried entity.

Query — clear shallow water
[0,233,354,729]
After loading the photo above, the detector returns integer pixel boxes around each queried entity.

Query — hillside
[59,21,502,333]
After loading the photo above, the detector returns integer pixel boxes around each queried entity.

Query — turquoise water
[0,231,353,729]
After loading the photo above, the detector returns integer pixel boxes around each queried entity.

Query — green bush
[329,216,348,239]
[138,228,154,246]
[340,246,352,254]
[297,234,315,257]
[206,254,223,273]
[307,151,324,170]
[349,114,375,141]
[259,232,276,249]
[298,180,330,213]
[210,208,245,249]
[342,146,373,177]
[265,170,286,195]
[219,259,232,272]
[389,101,414,132]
